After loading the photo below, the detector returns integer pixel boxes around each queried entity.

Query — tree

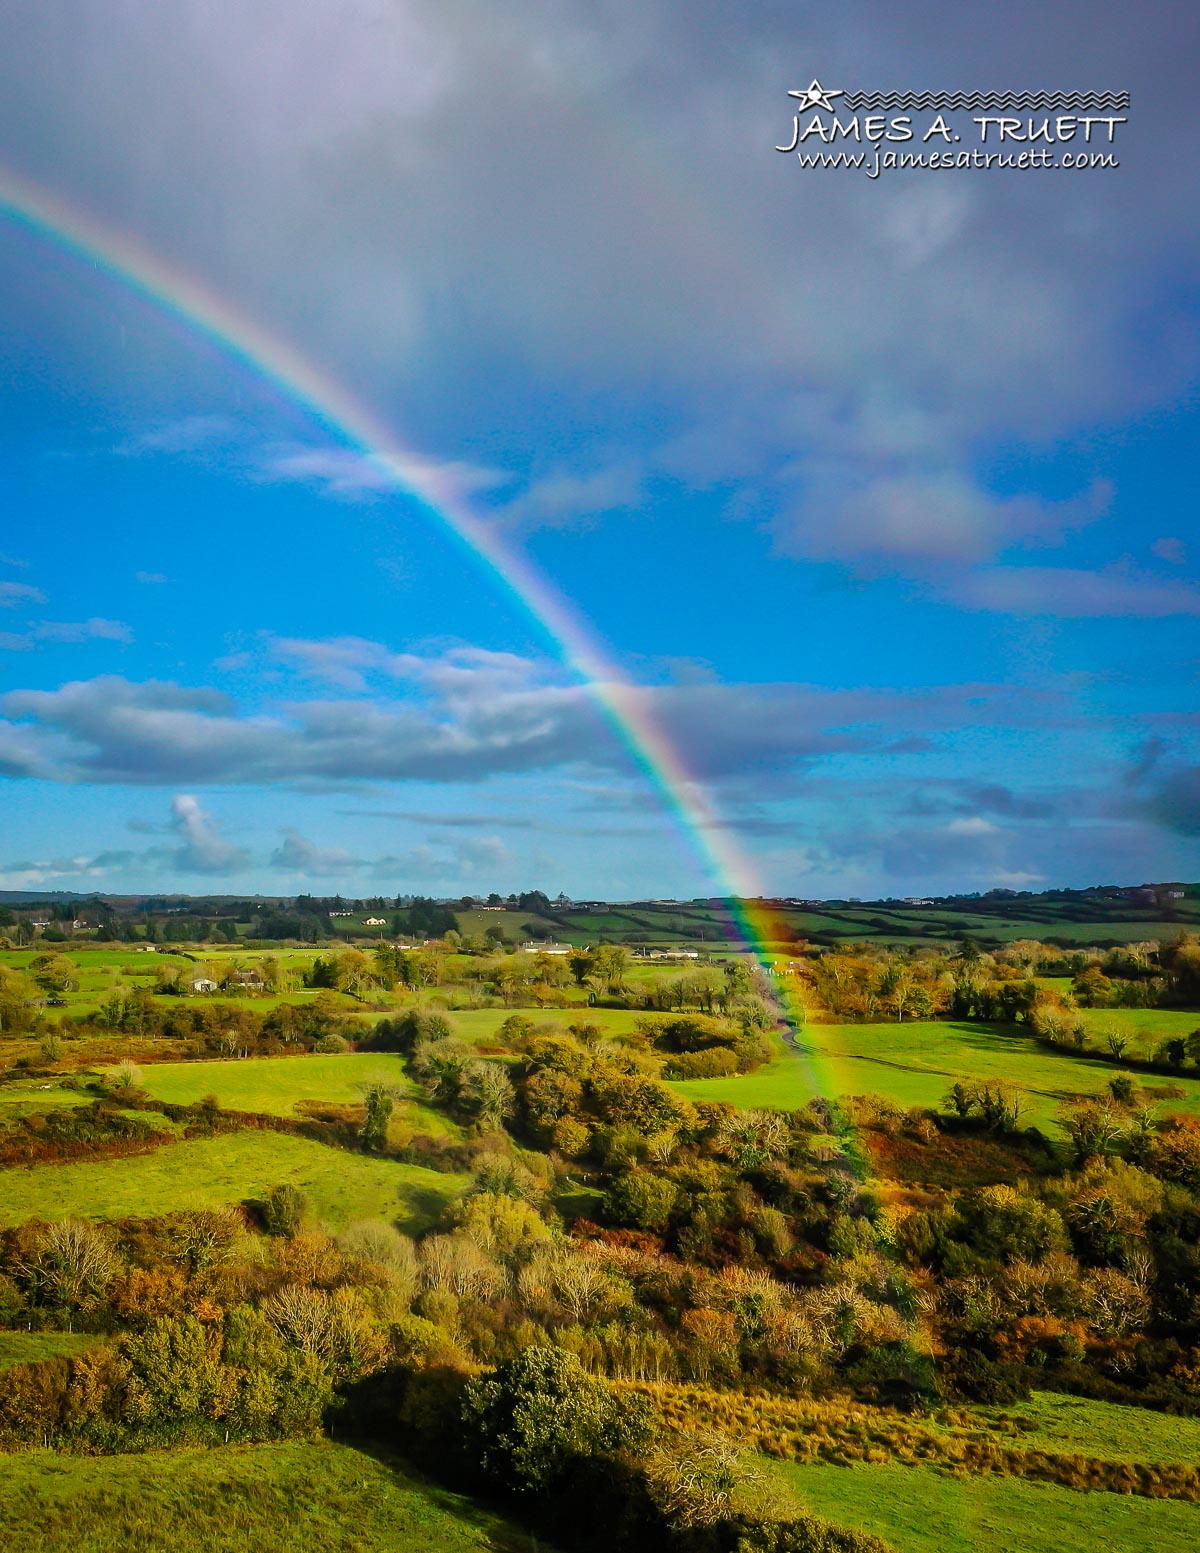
[1158,1037,1187,1070]
[644,1431,748,1530]
[17,1219,117,1310]
[605,1169,678,1231]
[29,952,76,996]
[360,1083,395,1151]
[459,1346,650,1493]
[591,944,629,986]
[461,1061,516,1131]
[567,949,594,985]
[1058,1101,1125,1165]
[262,1184,308,1237]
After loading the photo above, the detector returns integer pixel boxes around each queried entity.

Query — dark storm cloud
[1141,765,1200,837]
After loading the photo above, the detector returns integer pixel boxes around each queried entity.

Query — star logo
[787,78,844,113]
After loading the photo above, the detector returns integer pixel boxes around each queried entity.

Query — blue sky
[1,0,1198,900]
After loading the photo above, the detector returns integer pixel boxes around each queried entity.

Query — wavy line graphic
[839,90,1129,111]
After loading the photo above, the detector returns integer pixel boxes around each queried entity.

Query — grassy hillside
[137,1051,409,1116]
[669,1019,1200,1130]
[986,1392,1200,1466]
[768,1458,1200,1553]
[0,1332,97,1370]
[0,1440,545,1553]
[0,1130,464,1232]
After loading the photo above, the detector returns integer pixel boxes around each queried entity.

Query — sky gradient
[1,1,1198,900]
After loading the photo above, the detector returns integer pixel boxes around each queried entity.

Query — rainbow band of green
[0,164,821,1061]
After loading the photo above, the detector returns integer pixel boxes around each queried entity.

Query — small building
[521,941,572,955]
[136,945,157,953]
[189,977,219,994]
[365,917,387,926]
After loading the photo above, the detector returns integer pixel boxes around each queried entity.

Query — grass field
[986,1392,1200,1466]
[767,1458,1200,1553]
[0,1332,98,1370]
[1075,1007,1200,1042]
[137,1052,408,1116]
[0,1130,465,1233]
[136,1051,459,1138]
[669,1020,1200,1131]
[0,1082,93,1115]
[447,1006,646,1046]
[0,1440,544,1553]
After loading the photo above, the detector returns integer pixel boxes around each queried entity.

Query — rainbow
[0,162,822,1055]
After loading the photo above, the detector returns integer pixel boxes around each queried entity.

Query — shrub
[605,1170,679,1232]
[459,1345,650,1493]
[262,1183,309,1237]
[644,1429,747,1529]
[103,1059,143,1094]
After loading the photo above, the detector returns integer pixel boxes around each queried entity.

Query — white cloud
[116,415,239,457]
[169,794,251,873]
[270,828,363,876]
[954,566,1200,618]
[0,581,45,608]
[0,639,1070,793]
[495,462,644,532]
[257,445,508,501]
[946,816,999,835]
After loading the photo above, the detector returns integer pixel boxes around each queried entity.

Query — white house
[365,917,388,926]
[189,977,219,994]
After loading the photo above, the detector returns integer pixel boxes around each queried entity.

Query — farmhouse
[189,977,219,994]
[364,917,387,926]
[520,941,572,955]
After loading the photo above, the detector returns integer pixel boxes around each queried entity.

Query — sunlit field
[669,1018,1200,1130]
[136,1051,409,1115]
[0,1441,541,1553]
[766,1458,1200,1553]
[0,1130,464,1232]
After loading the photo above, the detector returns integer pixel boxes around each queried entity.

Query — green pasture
[982,1392,1200,1466]
[0,1082,93,1115]
[767,1457,1200,1553]
[0,1331,98,1370]
[447,1005,646,1046]
[0,949,190,971]
[1075,1006,1200,1044]
[137,1051,407,1116]
[0,1130,465,1233]
[0,1440,544,1553]
[455,907,563,940]
[669,1019,1200,1130]
[136,1050,457,1138]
